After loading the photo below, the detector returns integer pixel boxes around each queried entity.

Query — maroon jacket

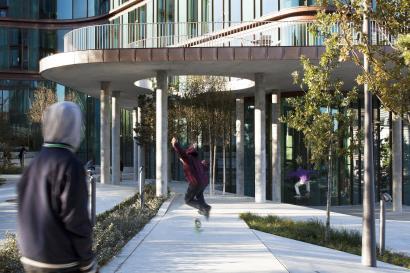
[173,142,209,187]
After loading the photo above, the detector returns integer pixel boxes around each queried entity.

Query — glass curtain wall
[4,0,108,19]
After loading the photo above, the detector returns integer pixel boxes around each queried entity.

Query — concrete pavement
[102,181,409,273]
[0,175,137,239]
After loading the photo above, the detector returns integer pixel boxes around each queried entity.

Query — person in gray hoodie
[17,102,97,273]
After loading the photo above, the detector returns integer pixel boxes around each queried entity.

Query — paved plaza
[101,181,410,273]
[0,174,137,240]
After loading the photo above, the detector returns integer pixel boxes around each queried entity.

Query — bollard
[379,192,392,255]
[90,174,96,226]
[139,166,144,208]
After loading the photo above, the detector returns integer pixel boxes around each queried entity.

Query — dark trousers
[23,264,81,273]
[184,183,210,211]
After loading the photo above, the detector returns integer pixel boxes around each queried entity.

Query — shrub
[0,233,23,273]
[0,184,164,273]
[0,165,22,175]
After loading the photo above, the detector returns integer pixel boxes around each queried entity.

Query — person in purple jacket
[171,137,211,218]
[288,167,316,198]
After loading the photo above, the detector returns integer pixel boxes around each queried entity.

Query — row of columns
[100,72,281,202]
[99,83,127,186]
[99,72,169,198]
[100,72,403,207]
[236,73,282,203]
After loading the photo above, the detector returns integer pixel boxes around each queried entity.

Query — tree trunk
[325,148,332,242]
[213,144,217,194]
[362,0,377,266]
[208,131,213,195]
[223,141,226,195]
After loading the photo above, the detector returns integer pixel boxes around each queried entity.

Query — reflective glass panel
[230,0,241,22]
[280,0,301,9]
[74,0,87,19]
[57,0,73,19]
[242,0,253,21]
[262,0,278,15]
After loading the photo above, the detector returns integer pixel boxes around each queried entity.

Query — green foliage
[240,213,410,269]
[281,17,358,166]
[0,233,23,273]
[317,0,410,115]
[133,94,155,147]
[93,183,164,265]
[0,184,164,272]
[397,34,410,66]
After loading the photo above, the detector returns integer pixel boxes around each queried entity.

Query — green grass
[0,184,165,273]
[240,213,410,269]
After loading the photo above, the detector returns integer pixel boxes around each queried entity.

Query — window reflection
[262,0,278,15]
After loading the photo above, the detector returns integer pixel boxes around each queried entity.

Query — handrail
[64,21,403,52]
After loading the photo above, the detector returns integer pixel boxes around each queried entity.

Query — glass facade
[0,0,109,165]
[2,0,108,19]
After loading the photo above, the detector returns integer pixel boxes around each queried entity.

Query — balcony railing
[64,21,402,52]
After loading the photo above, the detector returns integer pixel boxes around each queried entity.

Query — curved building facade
[3,0,410,206]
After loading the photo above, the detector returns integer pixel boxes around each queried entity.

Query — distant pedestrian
[18,146,26,168]
[120,160,124,181]
[17,102,98,273]
[171,137,211,218]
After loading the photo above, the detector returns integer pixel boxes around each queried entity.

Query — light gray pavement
[102,181,409,273]
[0,174,137,240]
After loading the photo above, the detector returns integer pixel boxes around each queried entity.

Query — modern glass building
[2,0,409,206]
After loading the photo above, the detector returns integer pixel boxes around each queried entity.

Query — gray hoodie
[42,101,83,151]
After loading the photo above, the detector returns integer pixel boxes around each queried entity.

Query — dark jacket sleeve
[60,161,95,268]
[173,142,188,163]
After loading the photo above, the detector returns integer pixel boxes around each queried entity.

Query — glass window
[242,0,253,21]
[230,0,241,22]
[0,8,7,17]
[88,0,96,17]
[214,0,223,30]
[280,0,302,9]
[57,0,72,19]
[166,0,174,22]
[262,0,278,15]
[73,0,87,18]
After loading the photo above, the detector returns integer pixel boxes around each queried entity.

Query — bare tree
[28,86,57,124]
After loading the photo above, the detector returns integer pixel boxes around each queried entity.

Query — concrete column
[254,73,266,203]
[236,98,245,196]
[132,103,138,187]
[100,82,111,184]
[111,91,121,185]
[156,71,168,197]
[271,92,281,203]
[392,114,403,213]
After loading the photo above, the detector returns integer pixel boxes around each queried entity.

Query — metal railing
[64,21,404,52]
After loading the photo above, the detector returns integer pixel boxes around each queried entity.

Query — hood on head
[186,145,198,157]
[42,102,83,151]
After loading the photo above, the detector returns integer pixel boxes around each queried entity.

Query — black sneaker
[198,208,210,220]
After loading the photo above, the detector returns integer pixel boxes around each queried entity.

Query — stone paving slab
[255,230,408,273]
[102,194,289,273]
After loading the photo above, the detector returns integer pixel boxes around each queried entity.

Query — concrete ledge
[100,193,177,273]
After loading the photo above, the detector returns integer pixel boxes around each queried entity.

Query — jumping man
[171,137,211,218]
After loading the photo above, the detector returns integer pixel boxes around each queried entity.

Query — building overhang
[40,46,361,108]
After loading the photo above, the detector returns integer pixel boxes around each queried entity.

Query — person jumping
[171,137,211,218]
